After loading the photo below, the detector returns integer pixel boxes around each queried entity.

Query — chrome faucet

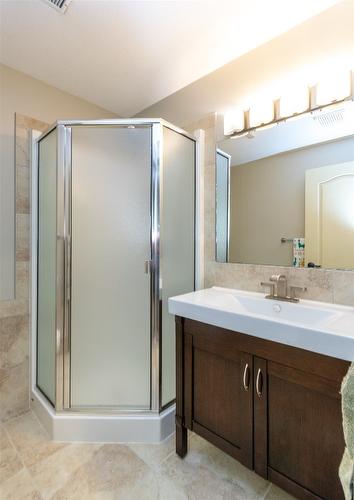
[261,274,307,303]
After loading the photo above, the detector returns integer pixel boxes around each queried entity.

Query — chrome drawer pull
[256,368,263,398]
[243,363,250,391]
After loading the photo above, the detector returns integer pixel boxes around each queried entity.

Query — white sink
[230,294,339,326]
[168,287,354,361]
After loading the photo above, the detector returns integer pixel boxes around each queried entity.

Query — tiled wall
[188,113,354,307]
[0,114,48,421]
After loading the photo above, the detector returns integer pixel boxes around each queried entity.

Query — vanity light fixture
[256,122,278,132]
[225,69,354,138]
[315,70,352,106]
[248,99,274,128]
[223,106,245,136]
[230,130,255,139]
[279,85,310,118]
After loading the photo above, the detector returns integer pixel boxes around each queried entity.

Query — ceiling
[0,0,340,117]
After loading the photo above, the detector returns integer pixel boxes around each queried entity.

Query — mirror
[216,101,354,269]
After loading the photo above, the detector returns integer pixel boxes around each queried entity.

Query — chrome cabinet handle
[256,368,263,398]
[243,363,250,391]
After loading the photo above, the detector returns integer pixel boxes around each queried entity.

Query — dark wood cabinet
[175,316,349,500]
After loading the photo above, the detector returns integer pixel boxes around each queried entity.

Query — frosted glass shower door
[70,126,151,409]
[161,127,195,407]
[37,129,57,405]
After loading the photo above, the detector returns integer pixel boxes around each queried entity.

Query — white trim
[194,129,205,290]
[31,388,175,443]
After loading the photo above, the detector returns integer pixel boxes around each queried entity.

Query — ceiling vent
[43,0,72,13]
[313,108,345,128]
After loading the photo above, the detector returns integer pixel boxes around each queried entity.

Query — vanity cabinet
[175,316,349,500]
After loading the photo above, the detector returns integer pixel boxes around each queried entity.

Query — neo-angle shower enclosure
[33,119,195,439]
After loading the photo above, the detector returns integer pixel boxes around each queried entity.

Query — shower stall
[31,119,196,442]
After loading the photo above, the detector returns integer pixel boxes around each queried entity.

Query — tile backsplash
[205,262,354,306]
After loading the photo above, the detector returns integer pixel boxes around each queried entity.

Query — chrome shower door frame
[56,124,71,411]
[35,119,196,414]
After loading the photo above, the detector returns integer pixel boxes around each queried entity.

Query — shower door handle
[144,260,151,274]
[66,235,71,301]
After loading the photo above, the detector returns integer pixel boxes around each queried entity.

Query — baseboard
[31,389,175,443]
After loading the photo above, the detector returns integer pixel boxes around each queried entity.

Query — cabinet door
[267,361,345,500]
[189,333,254,468]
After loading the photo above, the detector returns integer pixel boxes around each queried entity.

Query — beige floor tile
[128,431,198,470]
[183,434,269,498]
[1,412,291,500]
[0,425,23,484]
[29,443,102,499]
[51,444,159,500]
[0,361,29,422]
[4,412,66,468]
[0,468,42,500]
[264,484,296,499]
[153,473,188,500]
[128,432,176,468]
[158,452,249,500]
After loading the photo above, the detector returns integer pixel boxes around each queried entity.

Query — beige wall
[0,63,118,300]
[229,136,354,265]
[137,2,354,128]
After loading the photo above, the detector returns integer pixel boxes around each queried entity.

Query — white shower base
[31,388,175,443]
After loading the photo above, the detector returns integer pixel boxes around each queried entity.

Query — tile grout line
[3,412,100,499]
[1,422,20,456]
[185,434,272,499]
[137,433,196,470]
[2,420,44,498]
[1,406,30,427]
[262,482,272,499]
[157,432,198,468]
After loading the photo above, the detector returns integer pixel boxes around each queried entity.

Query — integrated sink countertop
[168,286,354,361]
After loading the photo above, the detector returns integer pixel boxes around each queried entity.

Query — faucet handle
[260,282,275,297]
[289,285,307,300]
[270,274,286,282]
